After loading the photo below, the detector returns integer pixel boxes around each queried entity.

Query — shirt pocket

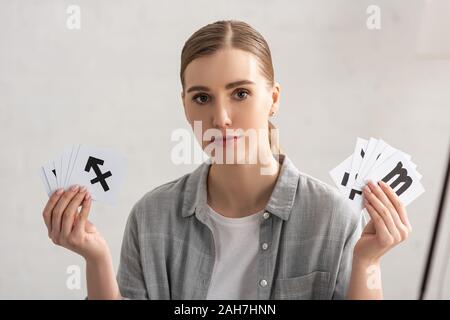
[271,270,331,300]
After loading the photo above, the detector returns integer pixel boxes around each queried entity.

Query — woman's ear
[269,82,281,116]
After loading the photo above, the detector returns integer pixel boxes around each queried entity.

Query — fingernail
[85,192,91,200]
[56,188,64,195]
[364,186,370,193]
[80,186,86,192]
[70,185,79,191]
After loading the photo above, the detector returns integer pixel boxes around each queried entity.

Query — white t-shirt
[205,204,265,300]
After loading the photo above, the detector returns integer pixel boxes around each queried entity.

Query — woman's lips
[210,135,242,146]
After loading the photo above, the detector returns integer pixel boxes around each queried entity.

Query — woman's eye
[234,89,249,100]
[192,94,210,105]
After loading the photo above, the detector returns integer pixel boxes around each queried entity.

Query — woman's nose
[212,104,232,128]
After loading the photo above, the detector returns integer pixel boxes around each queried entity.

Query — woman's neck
[206,153,281,218]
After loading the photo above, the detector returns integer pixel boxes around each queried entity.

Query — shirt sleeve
[331,196,368,300]
[116,203,149,300]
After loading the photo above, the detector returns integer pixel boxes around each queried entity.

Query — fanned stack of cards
[329,137,425,215]
[39,144,127,205]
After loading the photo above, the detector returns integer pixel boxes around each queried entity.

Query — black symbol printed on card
[382,161,412,196]
[85,156,112,192]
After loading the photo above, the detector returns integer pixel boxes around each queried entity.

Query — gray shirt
[116,153,367,300]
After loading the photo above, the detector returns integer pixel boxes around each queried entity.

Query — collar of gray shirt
[182,153,299,221]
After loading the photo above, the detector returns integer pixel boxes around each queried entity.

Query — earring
[270,111,276,117]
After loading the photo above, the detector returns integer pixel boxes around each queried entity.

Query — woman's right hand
[42,185,110,262]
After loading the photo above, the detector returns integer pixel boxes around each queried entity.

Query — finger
[380,181,412,232]
[364,199,394,247]
[42,188,64,234]
[75,192,92,233]
[367,180,396,214]
[364,185,401,242]
[62,186,87,237]
[368,180,410,240]
[51,185,80,239]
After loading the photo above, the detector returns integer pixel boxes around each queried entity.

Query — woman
[41,20,412,300]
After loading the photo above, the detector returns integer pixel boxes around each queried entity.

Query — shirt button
[263,212,270,220]
[261,243,269,250]
[259,279,268,287]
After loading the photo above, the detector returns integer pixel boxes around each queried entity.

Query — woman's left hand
[353,180,413,264]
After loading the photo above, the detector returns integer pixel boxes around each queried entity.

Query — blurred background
[1,0,449,299]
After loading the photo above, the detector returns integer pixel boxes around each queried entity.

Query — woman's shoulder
[132,172,191,214]
[127,162,206,222]
[297,170,343,202]
[298,170,338,194]
[295,170,361,229]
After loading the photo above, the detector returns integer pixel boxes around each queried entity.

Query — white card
[42,160,58,192]
[65,144,81,190]
[54,156,62,189]
[330,137,425,216]
[352,137,377,186]
[68,144,127,205]
[355,138,388,187]
[369,142,398,172]
[329,154,353,193]
[365,151,425,207]
[39,167,51,196]
[60,146,73,190]
[348,137,368,190]
[345,151,425,214]
[343,182,365,215]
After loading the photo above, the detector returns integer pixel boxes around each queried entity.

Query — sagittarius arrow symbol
[84,156,112,192]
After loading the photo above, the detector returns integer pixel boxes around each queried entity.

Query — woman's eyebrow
[225,80,256,90]
[186,80,256,93]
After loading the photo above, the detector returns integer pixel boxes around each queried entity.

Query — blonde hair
[180,19,283,156]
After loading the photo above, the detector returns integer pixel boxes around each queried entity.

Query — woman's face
[181,48,280,164]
